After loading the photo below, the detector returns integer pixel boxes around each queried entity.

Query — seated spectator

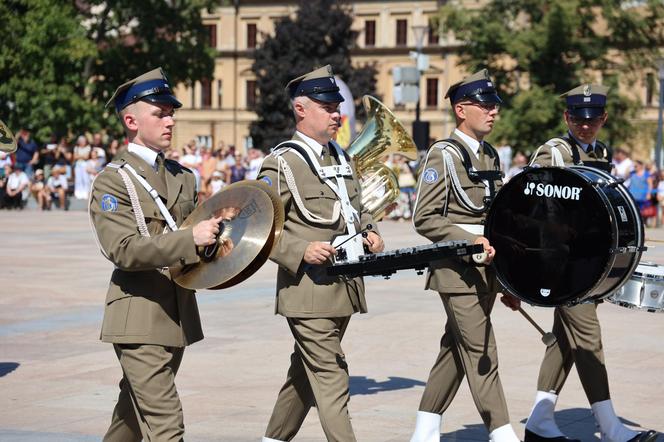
[0,164,10,208]
[30,169,50,210]
[3,164,30,209]
[47,166,69,210]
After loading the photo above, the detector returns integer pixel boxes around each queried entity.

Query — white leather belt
[454,223,484,235]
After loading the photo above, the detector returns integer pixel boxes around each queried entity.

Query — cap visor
[473,93,503,104]
[143,94,183,109]
[569,107,604,119]
[309,91,345,103]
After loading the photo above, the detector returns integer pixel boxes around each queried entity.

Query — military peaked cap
[561,84,609,119]
[445,69,502,105]
[106,67,182,113]
[286,65,344,103]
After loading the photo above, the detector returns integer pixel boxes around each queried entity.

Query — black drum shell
[486,166,643,307]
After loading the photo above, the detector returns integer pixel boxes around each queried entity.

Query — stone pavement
[0,211,662,442]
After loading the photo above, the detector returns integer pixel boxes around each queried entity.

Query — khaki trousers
[265,316,356,442]
[418,292,511,432]
[103,344,185,442]
[536,303,610,404]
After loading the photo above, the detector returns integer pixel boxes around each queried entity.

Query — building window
[246,80,257,110]
[428,20,439,45]
[365,20,376,47]
[396,19,407,46]
[190,85,195,109]
[206,24,217,49]
[426,78,438,108]
[646,72,655,107]
[247,23,257,49]
[217,79,223,109]
[201,78,212,109]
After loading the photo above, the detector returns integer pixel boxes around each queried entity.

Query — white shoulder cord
[542,137,571,167]
[117,167,151,237]
[275,153,341,225]
[411,146,450,231]
[122,164,178,232]
[438,143,487,212]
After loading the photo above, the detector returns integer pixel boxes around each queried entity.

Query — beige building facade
[172,0,660,157]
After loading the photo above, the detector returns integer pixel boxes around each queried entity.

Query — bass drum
[486,166,643,307]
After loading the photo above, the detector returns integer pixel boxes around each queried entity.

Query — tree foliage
[0,0,217,142]
[0,0,96,141]
[250,0,378,151]
[437,0,664,152]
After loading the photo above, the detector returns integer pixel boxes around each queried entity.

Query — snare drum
[486,166,644,307]
[608,262,664,312]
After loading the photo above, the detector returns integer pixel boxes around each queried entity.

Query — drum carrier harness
[434,138,503,214]
[269,140,365,262]
[536,136,613,173]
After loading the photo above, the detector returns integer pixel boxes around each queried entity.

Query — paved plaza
[0,211,662,441]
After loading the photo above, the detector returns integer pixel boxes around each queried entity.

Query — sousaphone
[172,180,284,290]
[0,120,17,153]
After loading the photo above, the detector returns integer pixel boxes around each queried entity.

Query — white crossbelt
[454,223,484,235]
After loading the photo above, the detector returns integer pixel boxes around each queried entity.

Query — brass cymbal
[173,181,276,290]
[0,120,17,153]
[212,179,285,290]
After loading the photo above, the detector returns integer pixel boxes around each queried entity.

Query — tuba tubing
[345,96,417,220]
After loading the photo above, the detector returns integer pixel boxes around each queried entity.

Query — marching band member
[257,65,384,442]
[525,85,657,442]
[89,68,221,442]
[409,69,521,442]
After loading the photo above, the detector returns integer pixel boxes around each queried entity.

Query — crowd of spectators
[3,128,664,228]
[0,128,265,211]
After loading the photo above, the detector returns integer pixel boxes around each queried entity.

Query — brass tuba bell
[346,95,418,220]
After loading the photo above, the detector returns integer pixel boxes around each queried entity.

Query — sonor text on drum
[523,182,582,200]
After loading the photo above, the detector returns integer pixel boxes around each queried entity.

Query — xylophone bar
[327,241,485,278]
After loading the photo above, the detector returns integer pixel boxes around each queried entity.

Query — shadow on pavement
[0,362,19,377]
[349,375,426,396]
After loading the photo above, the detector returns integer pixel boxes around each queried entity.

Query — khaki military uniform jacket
[413,132,502,294]
[530,135,609,167]
[89,150,203,347]
[258,133,375,318]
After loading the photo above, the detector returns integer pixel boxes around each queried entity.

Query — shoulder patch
[260,176,272,186]
[423,167,439,184]
[101,194,118,212]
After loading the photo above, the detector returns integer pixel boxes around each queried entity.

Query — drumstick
[518,306,557,347]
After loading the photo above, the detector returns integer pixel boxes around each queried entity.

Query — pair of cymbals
[172,180,284,290]
[0,120,17,153]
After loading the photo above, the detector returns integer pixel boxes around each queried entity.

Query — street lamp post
[655,59,664,171]
[411,24,429,150]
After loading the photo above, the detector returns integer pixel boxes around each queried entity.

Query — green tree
[0,0,217,142]
[78,0,218,135]
[0,0,97,141]
[250,0,377,151]
[437,0,664,152]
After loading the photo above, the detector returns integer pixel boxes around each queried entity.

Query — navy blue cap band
[289,77,341,98]
[449,79,501,104]
[115,79,176,113]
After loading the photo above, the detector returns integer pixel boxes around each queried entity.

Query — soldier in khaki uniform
[89,68,222,442]
[409,70,522,442]
[258,65,384,442]
[525,85,657,442]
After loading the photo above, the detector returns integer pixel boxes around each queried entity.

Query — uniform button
[180,257,186,264]
[320,191,324,195]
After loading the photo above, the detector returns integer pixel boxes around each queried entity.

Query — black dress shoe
[524,429,581,442]
[628,430,659,442]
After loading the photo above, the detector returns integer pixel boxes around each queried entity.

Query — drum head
[487,167,612,306]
